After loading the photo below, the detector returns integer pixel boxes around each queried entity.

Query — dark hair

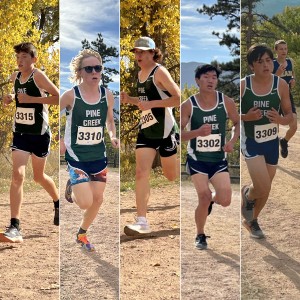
[152,48,163,63]
[247,44,273,66]
[195,64,221,79]
[14,42,37,58]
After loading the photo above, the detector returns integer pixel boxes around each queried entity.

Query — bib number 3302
[141,110,158,129]
[196,134,221,152]
[76,126,103,145]
[15,107,35,125]
[254,123,278,143]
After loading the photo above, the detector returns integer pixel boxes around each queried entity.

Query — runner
[0,42,59,243]
[273,40,297,158]
[60,49,119,251]
[241,44,292,238]
[121,37,180,236]
[181,64,240,249]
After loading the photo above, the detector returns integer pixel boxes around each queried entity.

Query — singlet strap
[190,95,197,107]
[149,65,160,77]
[245,76,251,90]
[73,85,81,99]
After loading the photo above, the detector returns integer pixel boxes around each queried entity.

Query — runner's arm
[138,66,180,111]
[120,91,139,106]
[17,69,59,105]
[106,89,119,148]
[181,99,211,141]
[223,96,240,153]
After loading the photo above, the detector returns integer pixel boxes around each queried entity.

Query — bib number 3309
[196,134,221,152]
[254,123,278,143]
[76,126,103,145]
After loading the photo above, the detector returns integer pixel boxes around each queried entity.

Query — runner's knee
[163,170,177,181]
[136,167,150,181]
[196,189,211,206]
[12,170,25,185]
[215,187,231,207]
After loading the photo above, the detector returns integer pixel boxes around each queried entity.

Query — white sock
[137,216,147,224]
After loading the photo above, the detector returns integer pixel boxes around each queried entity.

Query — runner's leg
[10,150,30,219]
[210,172,231,207]
[31,154,59,201]
[135,148,157,217]
[161,153,178,181]
[80,181,106,230]
[191,173,211,234]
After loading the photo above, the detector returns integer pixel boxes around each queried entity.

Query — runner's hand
[223,140,234,153]
[111,137,119,148]
[138,100,153,111]
[197,123,211,136]
[120,91,129,104]
[245,106,262,121]
[3,94,14,106]
[18,93,31,103]
[289,78,295,88]
[266,108,280,124]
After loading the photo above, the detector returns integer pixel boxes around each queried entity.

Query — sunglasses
[81,65,102,73]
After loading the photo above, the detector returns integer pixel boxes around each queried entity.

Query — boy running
[0,42,59,243]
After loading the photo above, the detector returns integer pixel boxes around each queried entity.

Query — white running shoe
[124,220,151,236]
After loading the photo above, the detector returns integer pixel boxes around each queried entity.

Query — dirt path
[181,181,241,299]
[241,123,300,299]
[120,181,180,300]
[59,168,119,300]
[0,190,59,300]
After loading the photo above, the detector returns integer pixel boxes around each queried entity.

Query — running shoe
[65,179,73,203]
[242,219,265,239]
[195,233,210,250]
[241,185,255,223]
[53,207,59,226]
[0,225,23,243]
[279,138,288,158]
[76,233,95,251]
[124,221,151,236]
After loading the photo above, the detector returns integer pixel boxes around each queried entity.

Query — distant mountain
[181,62,203,88]
[181,62,234,88]
[256,0,299,17]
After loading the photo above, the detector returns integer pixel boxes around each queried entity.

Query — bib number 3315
[196,134,221,152]
[76,126,103,145]
[15,107,35,125]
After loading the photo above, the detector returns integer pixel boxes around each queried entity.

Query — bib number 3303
[76,126,103,145]
[196,134,221,152]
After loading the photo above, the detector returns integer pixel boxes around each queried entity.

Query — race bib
[254,123,278,143]
[15,107,35,125]
[196,134,221,152]
[76,126,104,145]
[140,110,158,129]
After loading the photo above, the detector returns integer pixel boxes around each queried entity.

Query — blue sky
[60,0,119,94]
[181,0,237,64]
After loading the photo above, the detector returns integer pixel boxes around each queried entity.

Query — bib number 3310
[76,126,103,145]
[196,134,221,152]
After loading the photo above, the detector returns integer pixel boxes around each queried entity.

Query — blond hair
[69,49,102,83]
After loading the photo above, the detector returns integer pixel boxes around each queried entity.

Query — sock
[78,227,87,235]
[11,218,20,230]
[137,216,147,224]
[53,199,59,209]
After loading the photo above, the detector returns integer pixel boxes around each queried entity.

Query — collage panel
[59,0,120,299]
[0,0,60,299]
[241,1,300,299]
[119,0,181,299]
[180,0,241,299]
